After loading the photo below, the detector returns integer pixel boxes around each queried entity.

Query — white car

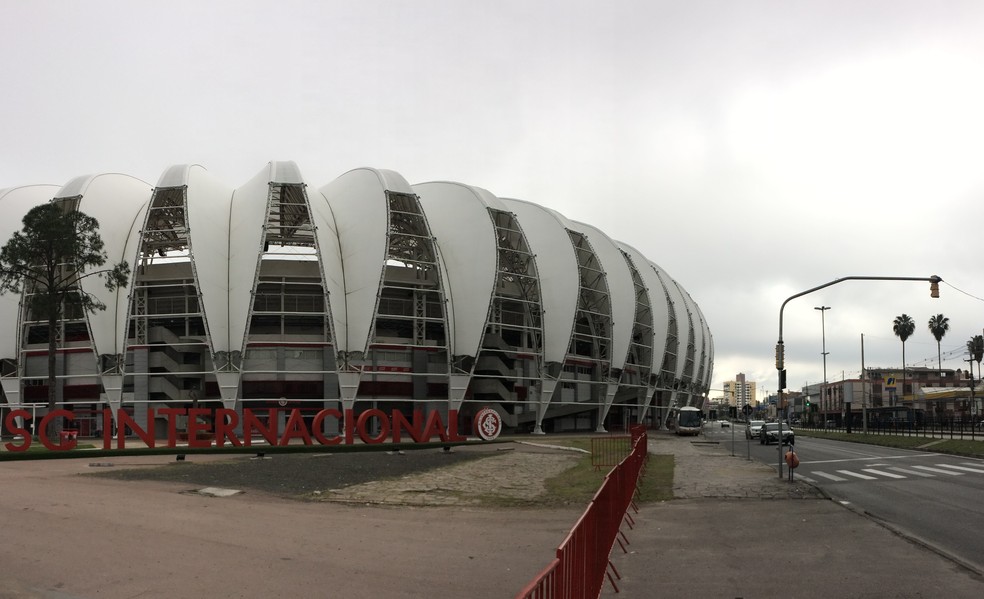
[745,420,765,439]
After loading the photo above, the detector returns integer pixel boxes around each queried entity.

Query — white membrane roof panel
[228,164,275,354]
[570,220,633,370]
[500,198,578,365]
[68,174,152,358]
[618,242,670,377]
[653,264,689,382]
[678,283,702,385]
[180,165,234,352]
[320,168,411,354]
[698,303,713,389]
[413,181,497,359]
[307,187,345,353]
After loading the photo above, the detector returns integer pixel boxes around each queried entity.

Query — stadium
[0,163,713,439]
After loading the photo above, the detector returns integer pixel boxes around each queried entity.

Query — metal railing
[516,425,648,599]
[805,419,982,440]
[589,435,632,471]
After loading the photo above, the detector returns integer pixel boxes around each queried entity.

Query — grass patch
[0,438,98,453]
[797,429,984,458]
[534,437,674,507]
[637,454,673,502]
[0,439,493,461]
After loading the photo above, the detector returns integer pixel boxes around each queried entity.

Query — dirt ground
[0,443,585,599]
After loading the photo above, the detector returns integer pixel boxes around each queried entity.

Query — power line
[943,280,984,303]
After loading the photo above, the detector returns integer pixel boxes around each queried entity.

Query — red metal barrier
[590,435,632,470]
[516,425,648,599]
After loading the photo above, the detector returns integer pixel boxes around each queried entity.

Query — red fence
[515,425,648,599]
[590,435,632,471]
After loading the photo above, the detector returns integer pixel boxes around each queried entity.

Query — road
[707,423,984,574]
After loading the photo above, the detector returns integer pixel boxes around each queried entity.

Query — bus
[675,406,704,436]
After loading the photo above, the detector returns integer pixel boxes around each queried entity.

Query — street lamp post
[814,306,830,430]
[776,275,941,480]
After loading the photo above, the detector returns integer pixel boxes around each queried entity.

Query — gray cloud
[2,0,983,399]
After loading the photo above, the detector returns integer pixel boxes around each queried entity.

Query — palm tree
[927,314,950,377]
[893,314,916,405]
[967,336,984,425]
[971,335,984,378]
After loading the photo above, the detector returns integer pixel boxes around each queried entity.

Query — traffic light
[806,399,811,409]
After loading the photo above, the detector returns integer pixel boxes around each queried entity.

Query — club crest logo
[473,407,502,441]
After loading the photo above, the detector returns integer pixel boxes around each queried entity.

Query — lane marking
[934,464,984,474]
[813,471,848,481]
[860,468,906,479]
[800,453,935,465]
[887,467,934,477]
[837,470,877,480]
[911,465,964,476]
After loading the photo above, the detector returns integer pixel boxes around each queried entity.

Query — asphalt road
[710,425,984,574]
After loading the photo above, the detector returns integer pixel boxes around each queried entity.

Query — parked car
[745,420,765,439]
[760,422,795,445]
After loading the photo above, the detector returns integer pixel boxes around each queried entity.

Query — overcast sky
[3,0,983,401]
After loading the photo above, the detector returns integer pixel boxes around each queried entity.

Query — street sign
[742,404,752,416]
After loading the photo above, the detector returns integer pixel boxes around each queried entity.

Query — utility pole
[861,333,867,434]
[815,306,831,430]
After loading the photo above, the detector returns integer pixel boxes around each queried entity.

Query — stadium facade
[0,163,712,438]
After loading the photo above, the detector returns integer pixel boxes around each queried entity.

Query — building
[0,163,713,438]
[807,367,973,427]
[764,389,802,421]
[722,373,756,414]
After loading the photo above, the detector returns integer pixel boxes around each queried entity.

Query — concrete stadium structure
[0,162,712,438]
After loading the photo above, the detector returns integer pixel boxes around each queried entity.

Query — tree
[892,314,916,405]
[0,202,129,442]
[967,335,984,424]
[969,335,984,377]
[966,335,984,386]
[927,314,950,377]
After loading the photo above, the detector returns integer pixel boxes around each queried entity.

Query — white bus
[675,406,704,436]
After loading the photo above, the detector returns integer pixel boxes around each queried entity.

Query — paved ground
[604,434,984,598]
[2,431,983,598]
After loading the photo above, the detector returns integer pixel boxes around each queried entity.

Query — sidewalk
[2,432,983,598]
[602,431,984,598]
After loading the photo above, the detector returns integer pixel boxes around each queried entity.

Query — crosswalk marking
[911,465,963,476]
[860,468,906,479]
[793,454,984,485]
[934,464,984,474]
[795,460,984,484]
[887,467,935,477]
[837,470,877,480]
